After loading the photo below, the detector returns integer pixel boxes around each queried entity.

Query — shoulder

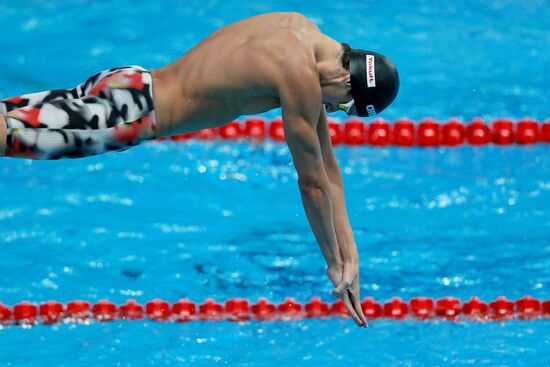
[270,41,321,118]
[239,27,319,97]
[272,50,320,112]
[265,31,318,86]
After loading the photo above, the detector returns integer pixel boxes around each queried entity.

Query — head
[322,43,400,117]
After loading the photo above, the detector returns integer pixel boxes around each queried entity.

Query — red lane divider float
[157,118,550,146]
[0,296,548,327]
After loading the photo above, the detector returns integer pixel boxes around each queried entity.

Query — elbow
[298,175,330,196]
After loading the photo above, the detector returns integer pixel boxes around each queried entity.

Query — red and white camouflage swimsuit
[0,66,157,160]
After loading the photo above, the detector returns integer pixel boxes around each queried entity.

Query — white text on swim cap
[366,104,376,116]
[366,55,376,88]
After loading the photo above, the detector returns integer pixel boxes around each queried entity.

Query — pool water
[1,0,549,366]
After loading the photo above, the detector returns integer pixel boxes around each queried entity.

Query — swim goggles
[338,99,355,115]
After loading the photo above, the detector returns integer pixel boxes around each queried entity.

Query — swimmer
[0,12,399,327]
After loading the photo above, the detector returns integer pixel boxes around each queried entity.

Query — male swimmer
[0,13,398,327]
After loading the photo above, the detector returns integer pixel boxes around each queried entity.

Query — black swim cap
[349,49,399,117]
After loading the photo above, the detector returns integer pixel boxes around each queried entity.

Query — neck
[314,39,348,86]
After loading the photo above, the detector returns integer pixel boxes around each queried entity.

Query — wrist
[326,258,343,269]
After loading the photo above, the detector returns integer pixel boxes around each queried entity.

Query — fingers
[331,266,356,297]
[348,289,368,327]
[340,291,366,327]
[327,263,367,328]
[331,279,351,298]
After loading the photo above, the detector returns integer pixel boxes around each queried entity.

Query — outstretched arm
[278,64,367,327]
[316,107,368,326]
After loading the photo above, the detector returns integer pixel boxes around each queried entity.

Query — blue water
[1,1,549,366]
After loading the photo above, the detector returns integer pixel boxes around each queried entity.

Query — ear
[344,73,351,84]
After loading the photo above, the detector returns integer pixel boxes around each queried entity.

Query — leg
[1,88,82,156]
[0,89,79,113]
[4,97,156,160]
[0,114,6,156]
[3,66,157,160]
[0,66,136,113]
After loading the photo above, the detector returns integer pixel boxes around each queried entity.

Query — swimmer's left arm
[316,107,368,326]
[269,45,367,327]
[316,108,356,261]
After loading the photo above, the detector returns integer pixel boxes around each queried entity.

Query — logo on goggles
[367,55,376,88]
[338,99,355,115]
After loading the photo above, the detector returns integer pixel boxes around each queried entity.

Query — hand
[326,262,368,328]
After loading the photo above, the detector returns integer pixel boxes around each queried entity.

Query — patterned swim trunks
[0,65,157,160]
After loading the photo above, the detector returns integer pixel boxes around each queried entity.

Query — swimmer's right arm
[277,65,366,327]
[279,75,341,267]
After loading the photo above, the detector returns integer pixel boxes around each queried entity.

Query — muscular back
[152,12,339,137]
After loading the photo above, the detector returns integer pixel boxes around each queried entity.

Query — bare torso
[150,12,342,138]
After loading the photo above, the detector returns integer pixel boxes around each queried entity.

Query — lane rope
[158,117,550,146]
[4,119,548,327]
[1,296,549,326]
